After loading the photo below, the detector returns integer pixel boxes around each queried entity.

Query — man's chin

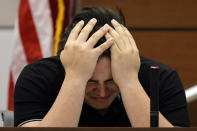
[85,100,111,110]
[89,104,109,110]
[84,96,117,110]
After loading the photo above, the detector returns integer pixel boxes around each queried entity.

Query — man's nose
[99,86,106,97]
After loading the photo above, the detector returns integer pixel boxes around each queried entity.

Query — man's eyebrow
[88,79,98,83]
[104,78,113,82]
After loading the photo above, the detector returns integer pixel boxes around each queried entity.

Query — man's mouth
[91,96,108,102]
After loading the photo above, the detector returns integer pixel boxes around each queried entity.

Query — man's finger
[123,26,138,49]
[110,41,120,53]
[111,19,131,49]
[86,24,110,48]
[105,32,111,40]
[108,26,124,50]
[121,24,132,48]
[77,18,97,42]
[105,33,120,51]
[67,20,84,43]
[111,19,125,35]
[94,37,114,55]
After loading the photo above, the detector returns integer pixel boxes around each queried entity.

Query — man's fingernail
[111,19,118,24]
[90,18,97,24]
[104,24,109,30]
[79,20,84,24]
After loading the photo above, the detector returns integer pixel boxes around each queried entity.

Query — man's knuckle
[73,24,81,31]
[72,43,80,49]
[88,22,95,27]
[80,29,86,34]
[97,48,102,53]
[97,45,102,50]
[92,34,99,39]
[70,31,75,36]
[83,24,93,32]
[101,27,107,33]
[98,45,105,51]
[117,25,122,30]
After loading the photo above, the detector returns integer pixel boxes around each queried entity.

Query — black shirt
[14,56,190,127]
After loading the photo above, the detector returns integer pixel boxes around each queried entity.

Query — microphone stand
[150,66,160,127]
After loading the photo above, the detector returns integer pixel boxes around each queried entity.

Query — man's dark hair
[57,6,126,56]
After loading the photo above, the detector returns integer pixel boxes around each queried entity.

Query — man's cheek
[109,84,119,92]
[85,85,96,93]
[109,87,120,94]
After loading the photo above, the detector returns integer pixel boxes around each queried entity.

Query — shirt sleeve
[159,70,190,127]
[14,63,57,127]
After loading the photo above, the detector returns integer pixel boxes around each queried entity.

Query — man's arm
[21,19,113,127]
[107,19,173,127]
[21,76,86,127]
[119,78,173,127]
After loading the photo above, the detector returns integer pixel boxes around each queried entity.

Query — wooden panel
[188,101,197,126]
[81,0,197,28]
[132,30,197,126]
[132,31,197,89]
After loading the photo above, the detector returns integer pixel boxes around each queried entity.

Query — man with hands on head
[14,7,190,127]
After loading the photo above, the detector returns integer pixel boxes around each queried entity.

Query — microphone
[150,66,160,127]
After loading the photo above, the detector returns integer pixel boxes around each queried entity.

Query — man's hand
[60,18,114,82]
[106,19,140,87]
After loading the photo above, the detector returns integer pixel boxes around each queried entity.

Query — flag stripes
[8,0,78,110]
[8,72,14,110]
[19,0,43,63]
[28,0,54,58]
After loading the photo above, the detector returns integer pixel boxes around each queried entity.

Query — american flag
[8,0,80,110]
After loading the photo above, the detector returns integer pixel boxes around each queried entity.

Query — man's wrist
[64,73,88,89]
[116,73,139,87]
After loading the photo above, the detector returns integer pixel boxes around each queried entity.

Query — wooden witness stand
[0,127,197,131]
